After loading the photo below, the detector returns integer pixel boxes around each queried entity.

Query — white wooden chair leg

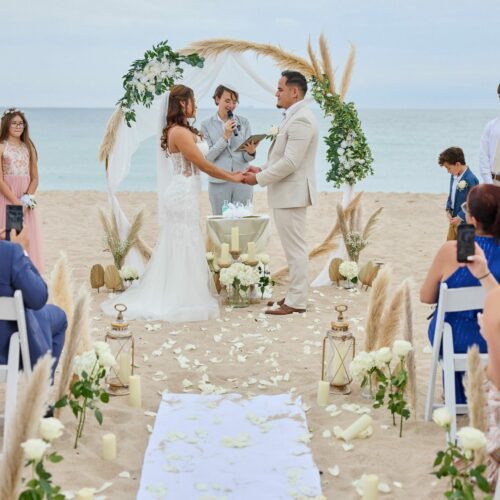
[442,324,457,442]
[3,333,20,451]
[424,337,441,421]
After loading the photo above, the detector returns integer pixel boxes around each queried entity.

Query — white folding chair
[424,283,488,441]
[0,290,31,377]
[0,332,21,454]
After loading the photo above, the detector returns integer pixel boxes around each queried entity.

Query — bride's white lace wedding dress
[102,140,220,322]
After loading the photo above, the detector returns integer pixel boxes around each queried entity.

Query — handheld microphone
[227,110,239,136]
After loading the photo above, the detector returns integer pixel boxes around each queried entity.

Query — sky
[1,0,499,109]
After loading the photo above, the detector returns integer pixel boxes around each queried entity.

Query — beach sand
[36,190,455,499]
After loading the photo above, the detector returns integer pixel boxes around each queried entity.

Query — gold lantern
[321,304,356,395]
[105,304,135,395]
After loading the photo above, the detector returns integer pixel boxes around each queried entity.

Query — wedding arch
[98,36,374,283]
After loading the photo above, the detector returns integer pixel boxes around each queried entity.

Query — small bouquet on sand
[20,193,37,209]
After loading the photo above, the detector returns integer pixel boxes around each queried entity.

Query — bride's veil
[156,92,172,228]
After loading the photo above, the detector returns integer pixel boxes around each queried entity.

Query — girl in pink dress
[0,109,44,272]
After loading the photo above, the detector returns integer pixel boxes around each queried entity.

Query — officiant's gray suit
[256,100,318,310]
[201,113,255,215]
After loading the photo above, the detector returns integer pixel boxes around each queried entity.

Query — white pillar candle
[129,374,142,408]
[231,226,239,251]
[118,352,131,384]
[75,488,95,500]
[362,474,379,500]
[102,433,117,460]
[219,243,230,264]
[247,241,256,262]
[331,343,350,386]
[341,414,373,441]
[317,380,330,406]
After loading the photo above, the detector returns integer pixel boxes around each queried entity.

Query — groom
[243,70,318,315]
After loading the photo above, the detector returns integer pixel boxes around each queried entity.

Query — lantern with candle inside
[321,304,355,395]
[105,304,135,396]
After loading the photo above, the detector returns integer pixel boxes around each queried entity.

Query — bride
[102,85,244,322]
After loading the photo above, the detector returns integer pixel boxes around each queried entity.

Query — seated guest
[480,283,500,487]
[438,146,479,240]
[420,184,500,405]
[201,84,259,215]
[0,228,66,378]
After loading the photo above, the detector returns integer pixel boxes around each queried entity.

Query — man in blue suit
[438,147,479,240]
[0,228,66,378]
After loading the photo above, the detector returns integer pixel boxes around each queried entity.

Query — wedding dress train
[102,141,220,322]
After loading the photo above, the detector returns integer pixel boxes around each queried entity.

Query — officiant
[201,84,260,215]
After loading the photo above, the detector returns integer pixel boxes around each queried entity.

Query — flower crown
[2,108,22,119]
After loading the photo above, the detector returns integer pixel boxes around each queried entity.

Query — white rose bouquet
[220,262,260,306]
[432,408,491,496]
[119,265,139,283]
[20,193,37,210]
[339,260,359,283]
[55,341,116,448]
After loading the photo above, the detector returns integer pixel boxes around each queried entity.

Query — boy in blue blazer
[438,147,479,240]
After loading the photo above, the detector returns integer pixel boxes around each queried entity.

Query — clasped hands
[241,166,261,185]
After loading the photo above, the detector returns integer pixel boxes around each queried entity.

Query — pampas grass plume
[0,355,52,500]
[364,265,392,351]
[377,280,406,349]
[403,279,417,415]
[48,252,74,347]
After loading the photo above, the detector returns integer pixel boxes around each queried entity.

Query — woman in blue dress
[421,184,500,404]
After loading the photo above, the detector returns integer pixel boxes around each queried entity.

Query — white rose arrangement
[118,41,204,126]
[20,193,37,209]
[55,341,115,448]
[256,254,274,299]
[339,260,359,283]
[432,408,491,496]
[19,417,65,497]
[457,180,468,191]
[220,262,260,290]
[351,342,413,437]
[119,265,139,282]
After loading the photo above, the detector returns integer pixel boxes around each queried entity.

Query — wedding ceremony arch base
[137,393,322,499]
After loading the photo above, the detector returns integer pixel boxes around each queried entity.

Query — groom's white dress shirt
[479,116,500,184]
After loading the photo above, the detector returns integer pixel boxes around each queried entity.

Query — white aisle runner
[137,393,323,500]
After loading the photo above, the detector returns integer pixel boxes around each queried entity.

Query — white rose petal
[328,465,340,477]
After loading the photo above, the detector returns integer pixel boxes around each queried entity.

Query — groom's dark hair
[282,70,307,96]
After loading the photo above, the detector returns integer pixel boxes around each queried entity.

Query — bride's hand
[230,172,245,183]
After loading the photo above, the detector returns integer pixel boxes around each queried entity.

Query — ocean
[17,107,498,193]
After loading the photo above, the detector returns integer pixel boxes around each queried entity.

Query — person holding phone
[0,108,44,272]
[420,184,500,405]
[200,85,259,215]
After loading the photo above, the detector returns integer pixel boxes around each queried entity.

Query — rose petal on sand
[118,471,131,479]
[322,430,332,438]
[328,465,340,477]
[342,443,354,451]
[378,482,391,493]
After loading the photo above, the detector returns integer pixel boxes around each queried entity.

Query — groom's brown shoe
[266,297,285,307]
[265,304,306,315]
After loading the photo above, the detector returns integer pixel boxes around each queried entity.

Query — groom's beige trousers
[273,207,308,310]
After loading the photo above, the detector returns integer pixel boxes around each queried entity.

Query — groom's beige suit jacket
[256,100,318,310]
[256,100,318,208]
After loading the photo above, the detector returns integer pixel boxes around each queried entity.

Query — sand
[35,190,454,499]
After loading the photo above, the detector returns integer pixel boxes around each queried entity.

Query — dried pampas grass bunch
[55,287,91,415]
[377,280,406,349]
[99,207,144,269]
[48,252,74,347]
[403,280,418,415]
[0,355,52,500]
[364,265,392,351]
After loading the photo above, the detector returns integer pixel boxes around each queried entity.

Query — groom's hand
[246,166,261,174]
[242,172,258,186]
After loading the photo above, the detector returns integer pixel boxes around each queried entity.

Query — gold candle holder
[218,260,231,268]
[246,260,259,267]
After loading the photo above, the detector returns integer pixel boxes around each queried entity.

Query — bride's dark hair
[160,85,201,152]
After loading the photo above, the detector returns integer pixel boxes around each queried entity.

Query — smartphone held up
[456,224,475,263]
